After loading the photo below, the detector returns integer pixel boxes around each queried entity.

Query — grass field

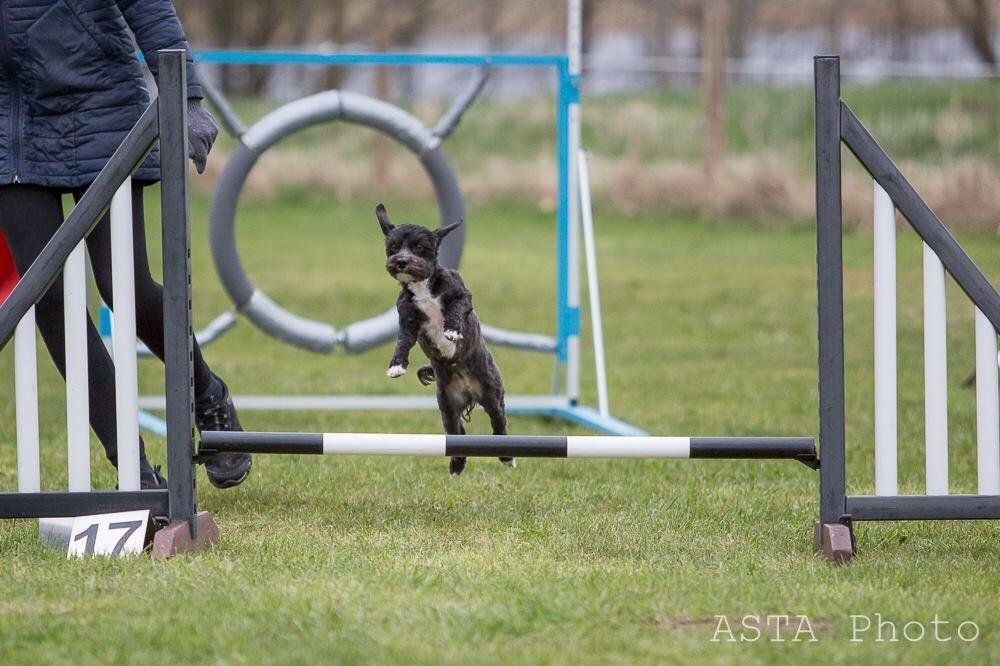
[0,191,998,664]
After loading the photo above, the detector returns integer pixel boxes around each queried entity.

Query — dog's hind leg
[440,395,467,476]
[482,392,514,468]
[447,424,467,476]
[417,365,436,386]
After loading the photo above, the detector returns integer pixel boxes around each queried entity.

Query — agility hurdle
[814,56,1000,563]
[0,51,215,557]
[4,52,997,565]
[200,432,818,465]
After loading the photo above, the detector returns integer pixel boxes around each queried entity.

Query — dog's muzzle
[387,254,429,282]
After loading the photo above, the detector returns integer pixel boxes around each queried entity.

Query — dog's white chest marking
[407,280,456,358]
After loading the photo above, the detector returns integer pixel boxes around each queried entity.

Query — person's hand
[187,98,219,174]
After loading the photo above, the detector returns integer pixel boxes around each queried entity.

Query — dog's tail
[417,365,436,386]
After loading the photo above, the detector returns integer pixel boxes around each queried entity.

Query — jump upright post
[813,56,1000,563]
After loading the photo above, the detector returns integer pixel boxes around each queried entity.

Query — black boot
[139,458,167,490]
[196,375,252,489]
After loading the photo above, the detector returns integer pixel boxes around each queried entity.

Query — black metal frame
[814,56,1000,555]
[0,51,197,531]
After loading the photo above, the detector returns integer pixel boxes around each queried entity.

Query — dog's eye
[388,244,399,254]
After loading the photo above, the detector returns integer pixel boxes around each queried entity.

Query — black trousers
[0,182,213,465]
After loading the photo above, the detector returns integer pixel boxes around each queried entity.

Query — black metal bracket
[798,453,820,470]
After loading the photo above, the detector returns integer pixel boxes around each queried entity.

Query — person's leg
[79,181,214,395]
[76,182,251,489]
[0,185,151,475]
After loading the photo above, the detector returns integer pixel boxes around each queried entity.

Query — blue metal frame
[507,404,646,436]
[554,61,579,362]
[184,50,640,437]
[193,50,577,363]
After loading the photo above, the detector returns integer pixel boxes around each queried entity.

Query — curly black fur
[376,204,512,475]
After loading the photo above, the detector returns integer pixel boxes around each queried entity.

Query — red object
[0,230,18,304]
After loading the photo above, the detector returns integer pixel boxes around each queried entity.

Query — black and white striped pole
[200,432,818,467]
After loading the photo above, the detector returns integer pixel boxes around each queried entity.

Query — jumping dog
[377,203,511,476]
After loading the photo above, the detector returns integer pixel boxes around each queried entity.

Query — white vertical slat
[873,182,897,495]
[974,308,1000,495]
[15,307,40,493]
[923,243,949,494]
[111,180,141,492]
[64,241,91,492]
[576,149,610,418]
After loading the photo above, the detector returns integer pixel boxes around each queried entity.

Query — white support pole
[566,0,583,402]
[577,149,610,419]
[873,182,897,495]
[15,307,40,493]
[64,241,91,492]
[923,243,948,494]
[974,308,1000,495]
[111,179,141,492]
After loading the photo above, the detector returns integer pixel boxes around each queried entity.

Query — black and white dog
[376,203,511,476]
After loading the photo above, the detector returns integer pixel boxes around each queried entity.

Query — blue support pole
[555,60,572,363]
[192,50,566,68]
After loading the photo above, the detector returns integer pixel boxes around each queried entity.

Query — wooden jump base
[199,432,818,466]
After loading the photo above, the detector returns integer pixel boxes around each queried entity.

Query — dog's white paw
[499,457,517,469]
[444,329,462,342]
[386,365,406,378]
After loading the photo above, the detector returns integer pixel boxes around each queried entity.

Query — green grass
[216,78,1000,172]
[0,191,998,664]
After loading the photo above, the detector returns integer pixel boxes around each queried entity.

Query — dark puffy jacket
[0,0,201,188]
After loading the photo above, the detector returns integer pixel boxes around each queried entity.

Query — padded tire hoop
[210,90,466,353]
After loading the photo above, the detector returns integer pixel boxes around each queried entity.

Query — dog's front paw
[386,365,407,378]
[499,456,517,469]
[444,329,463,342]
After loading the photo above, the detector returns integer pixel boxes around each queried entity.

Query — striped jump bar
[199,432,818,466]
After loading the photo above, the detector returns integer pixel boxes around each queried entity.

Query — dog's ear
[434,221,462,243]
[375,204,394,236]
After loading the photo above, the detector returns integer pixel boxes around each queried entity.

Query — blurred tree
[176,0,285,94]
[309,0,352,91]
[393,0,435,101]
[645,0,676,86]
[582,0,598,55]
[727,0,757,60]
[482,0,504,50]
[890,0,913,62]
[825,0,842,54]
[373,0,392,185]
[370,0,437,184]
[481,0,505,92]
[701,0,727,184]
[947,0,998,71]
